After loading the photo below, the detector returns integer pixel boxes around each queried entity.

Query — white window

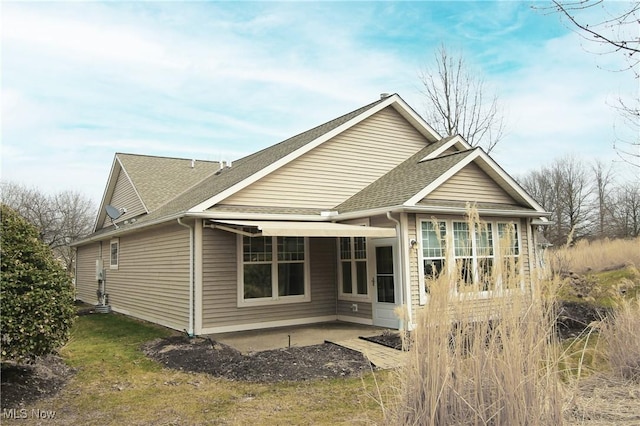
[421,220,447,293]
[239,234,310,306]
[110,238,119,269]
[339,237,368,299]
[419,218,521,296]
[497,222,520,289]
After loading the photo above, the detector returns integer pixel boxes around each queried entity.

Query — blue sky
[2,1,637,205]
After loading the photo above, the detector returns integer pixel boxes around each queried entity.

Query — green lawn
[27,314,390,425]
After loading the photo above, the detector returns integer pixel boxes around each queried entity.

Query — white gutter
[72,211,331,246]
[336,205,551,221]
[177,218,195,337]
[74,204,552,248]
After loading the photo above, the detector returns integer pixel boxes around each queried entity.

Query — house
[72,93,550,335]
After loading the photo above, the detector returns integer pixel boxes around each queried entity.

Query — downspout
[386,211,410,330]
[177,218,195,337]
[527,218,536,297]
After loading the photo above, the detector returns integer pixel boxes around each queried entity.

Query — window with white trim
[421,220,446,293]
[110,238,119,269]
[497,222,520,289]
[419,218,521,295]
[241,234,309,304]
[339,237,368,298]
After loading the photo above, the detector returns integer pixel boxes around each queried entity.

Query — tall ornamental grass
[599,297,640,382]
[385,208,564,425]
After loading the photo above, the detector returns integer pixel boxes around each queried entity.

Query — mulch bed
[361,332,408,351]
[1,355,75,409]
[142,335,374,382]
[556,301,611,339]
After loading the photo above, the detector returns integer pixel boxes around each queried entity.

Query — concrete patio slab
[207,321,389,354]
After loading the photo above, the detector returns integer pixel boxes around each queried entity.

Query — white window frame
[110,238,119,269]
[420,220,447,295]
[417,216,524,302]
[237,234,310,307]
[338,235,370,301]
[495,222,521,290]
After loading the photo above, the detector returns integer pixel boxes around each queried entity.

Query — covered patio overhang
[208,219,397,238]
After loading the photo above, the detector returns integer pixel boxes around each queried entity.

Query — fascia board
[194,211,329,221]
[188,94,408,213]
[333,204,550,222]
[420,135,472,161]
[93,156,121,232]
[405,149,547,213]
[404,150,480,206]
[407,205,551,217]
[473,150,547,213]
[390,96,441,142]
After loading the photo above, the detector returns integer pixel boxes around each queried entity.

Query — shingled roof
[336,147,476,213]
[78,93,544,247]
[106,95,391,227]
[116,154,220,212]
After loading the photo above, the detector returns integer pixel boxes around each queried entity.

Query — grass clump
[599,298,640,382]
[387,281,564,425]
[548,236,640,276]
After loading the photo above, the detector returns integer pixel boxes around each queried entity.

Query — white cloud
[2,1,636,205]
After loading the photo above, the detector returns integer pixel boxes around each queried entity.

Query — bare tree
[419,44,505,153]
[591,159,615,236]
[609,181,640,238]
[542,1,640,166]
[1,181,95,274]
[520,157,593,245]
[547,0,639,73]
[612,98,640,166]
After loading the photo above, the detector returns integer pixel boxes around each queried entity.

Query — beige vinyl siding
[201,230,337,330]
[337,300,372,319]
[407,214,421,310]
[99,224,190,330]
[75,242,101,303]
[422,162,517,205]
[100,169,146,228]
[221,107,429,209]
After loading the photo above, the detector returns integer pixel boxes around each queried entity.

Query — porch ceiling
[211,219,396,238]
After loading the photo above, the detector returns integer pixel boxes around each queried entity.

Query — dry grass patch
[548,236,640,275]
[564,373,640,425]
[599,298,640,382]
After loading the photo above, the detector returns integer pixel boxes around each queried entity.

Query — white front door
[371,238,401,329]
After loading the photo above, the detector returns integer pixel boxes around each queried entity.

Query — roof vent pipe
[191,159,195,168]
[380,93,391,99]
